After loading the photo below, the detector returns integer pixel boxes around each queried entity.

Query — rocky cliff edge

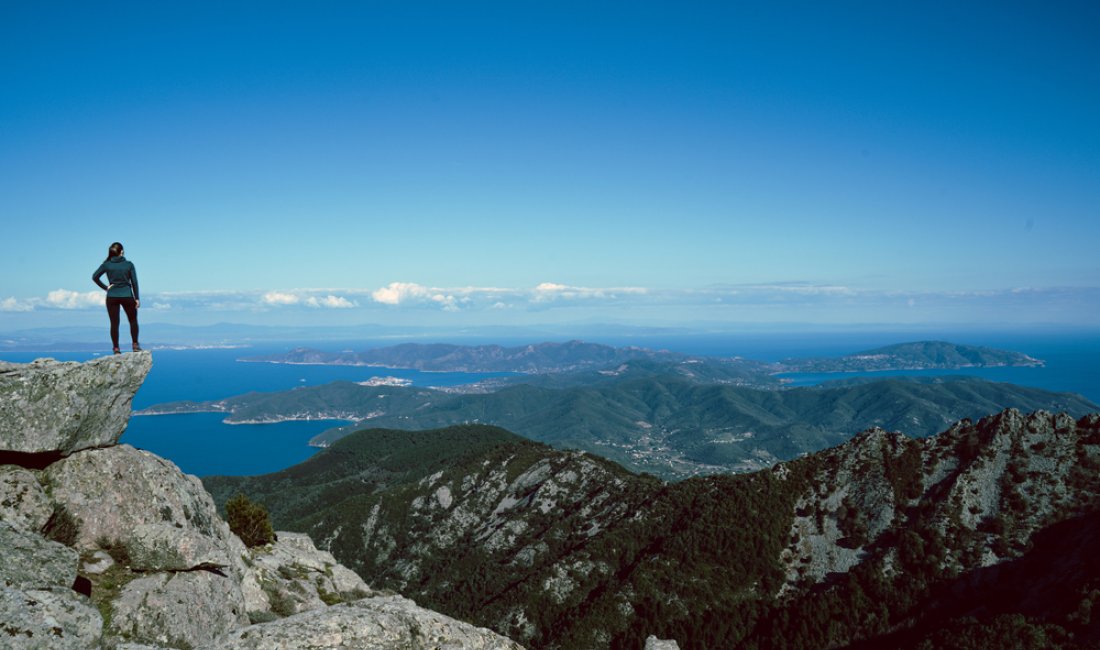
[0,352,522,649]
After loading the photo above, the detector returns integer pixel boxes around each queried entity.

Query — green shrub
[265,584,297,617]
[226,493,276,548]
[317,585,344,606]
[248,610,278,625]
[42,504,80,547]
[95,536,132,567]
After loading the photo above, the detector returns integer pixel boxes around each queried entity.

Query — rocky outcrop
[0,521,79,590]
[778,427,911,590]
[0,585,104,649]
[0,352,151,455]
[206,595,525,649]
[110,570,250,648]
[337,451,638,592]
[44,444,236,571]
[0,483,103,648]
[40,443,260,645]
[246,531,372,617]
[0,353,524,650]
[0,465,52,530]
[776,410,1100,592]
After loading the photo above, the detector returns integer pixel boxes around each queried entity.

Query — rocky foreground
[0,352,522,649]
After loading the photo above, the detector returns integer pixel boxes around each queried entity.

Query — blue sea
[4,331,1097,477]
[1,345,514,477]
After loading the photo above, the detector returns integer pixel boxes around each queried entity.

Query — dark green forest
[208,413,1100,648]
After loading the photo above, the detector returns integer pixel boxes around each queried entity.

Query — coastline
[237,358,527,375]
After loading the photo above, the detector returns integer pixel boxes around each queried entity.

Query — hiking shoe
[132,343,142,352]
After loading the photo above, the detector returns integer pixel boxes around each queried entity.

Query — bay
[1,345,514,477]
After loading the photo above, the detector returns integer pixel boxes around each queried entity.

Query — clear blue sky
[2,1,1098,329]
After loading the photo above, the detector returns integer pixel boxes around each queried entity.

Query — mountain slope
[206,410,1100,649]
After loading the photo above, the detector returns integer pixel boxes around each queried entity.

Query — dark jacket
[93,256,139,300]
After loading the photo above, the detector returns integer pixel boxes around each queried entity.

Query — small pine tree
[226,493,276,548]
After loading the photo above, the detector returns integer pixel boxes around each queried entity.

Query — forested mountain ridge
[145,374,1098,479]
[205,410,1100,649]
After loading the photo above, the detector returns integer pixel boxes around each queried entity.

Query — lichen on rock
[0,465,52,531]
[0,352,152,456]
[108,570,249,647]
[0,520,80,591]
[43,444,234,571]
[205,594,525,650]
[0,585,104,649]
[247,531,373,618]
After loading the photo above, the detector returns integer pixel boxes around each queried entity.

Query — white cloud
[730,283,855,296]
[432,294,459,311]
[369,281,651,309]
[260,291,358,309]
[371,282,462,310]
[371,282,432,305]
[262,291,300,305]
[155,289,361,311]
[359,280,657,311]
[46,289,104,309]
[8,284,1095,328]
[1,297,34,312]
[306,295,356,309]
[532,282,648,302]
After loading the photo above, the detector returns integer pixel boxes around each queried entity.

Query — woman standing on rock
[92,242,141,354]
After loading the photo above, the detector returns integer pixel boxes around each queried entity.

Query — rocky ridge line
[209,408,1100,647]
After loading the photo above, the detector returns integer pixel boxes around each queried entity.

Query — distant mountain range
[242,339,1043,378]
[0,322,701,351]
[205,410,1100,649]
[141,372,1096,479]
[243,340,688,373]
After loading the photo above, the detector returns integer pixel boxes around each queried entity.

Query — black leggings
[106,297,139,349]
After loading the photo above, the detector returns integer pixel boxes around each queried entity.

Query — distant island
[241,339,1043,377]
[240,340,685,373]
[777,340,1043,373]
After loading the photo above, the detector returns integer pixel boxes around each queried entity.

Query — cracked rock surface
[0,352,152,455]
